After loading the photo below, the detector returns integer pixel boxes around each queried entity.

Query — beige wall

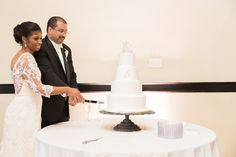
[0,0,236,157]
[1,0,236,83]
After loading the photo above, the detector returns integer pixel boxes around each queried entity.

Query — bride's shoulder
[10,52,34,70]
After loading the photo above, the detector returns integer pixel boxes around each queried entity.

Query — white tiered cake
[106,43,148,113]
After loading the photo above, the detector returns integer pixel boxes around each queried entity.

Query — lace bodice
[11,52,53,97]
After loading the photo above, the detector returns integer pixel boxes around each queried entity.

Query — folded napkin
[158,119,183,139]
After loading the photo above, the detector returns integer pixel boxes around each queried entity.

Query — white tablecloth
[35,118,220,157]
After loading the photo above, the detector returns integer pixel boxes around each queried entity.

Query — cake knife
[84,99,105,104]
[82,137,103,144]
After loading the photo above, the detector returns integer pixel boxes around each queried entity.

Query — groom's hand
[67,88,85,106]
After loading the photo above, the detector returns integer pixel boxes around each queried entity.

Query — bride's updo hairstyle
[13,21,41,44]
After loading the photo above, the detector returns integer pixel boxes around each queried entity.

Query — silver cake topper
[122,41,132,53]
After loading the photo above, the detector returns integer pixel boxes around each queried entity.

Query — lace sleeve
[20,53,53,97]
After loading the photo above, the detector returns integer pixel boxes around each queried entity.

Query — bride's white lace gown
[0,53,53,157]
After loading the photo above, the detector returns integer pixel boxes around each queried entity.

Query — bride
[0,21,84,157]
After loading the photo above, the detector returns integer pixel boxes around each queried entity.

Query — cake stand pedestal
[100,110,155,132]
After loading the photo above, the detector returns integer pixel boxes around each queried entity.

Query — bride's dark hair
[13,21,41,44]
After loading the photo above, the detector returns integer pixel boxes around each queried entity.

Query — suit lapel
[44,36,68,81]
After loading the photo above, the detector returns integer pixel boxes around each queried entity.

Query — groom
[34,16,84,128]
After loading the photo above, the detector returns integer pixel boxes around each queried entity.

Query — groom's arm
[34,49,68,87]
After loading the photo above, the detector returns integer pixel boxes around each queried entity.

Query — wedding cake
[106,42,148,113]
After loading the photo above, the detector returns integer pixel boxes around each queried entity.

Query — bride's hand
[68,96,76,106]
[67,88,84,105]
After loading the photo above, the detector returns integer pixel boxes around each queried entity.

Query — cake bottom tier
[106,94,147,113]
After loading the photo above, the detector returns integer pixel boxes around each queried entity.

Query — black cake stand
[99,109,155,132]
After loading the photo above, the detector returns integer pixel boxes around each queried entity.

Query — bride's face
[25,31,42,52]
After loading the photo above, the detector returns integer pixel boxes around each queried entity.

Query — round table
[35,118,220,157]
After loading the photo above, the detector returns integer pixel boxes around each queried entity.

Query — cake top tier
[119,42,134,66]
[115,42,138,80]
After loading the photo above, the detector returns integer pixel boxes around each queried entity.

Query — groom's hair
[46,16,67,32]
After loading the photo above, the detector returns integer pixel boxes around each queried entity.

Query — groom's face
[48,21,68,44]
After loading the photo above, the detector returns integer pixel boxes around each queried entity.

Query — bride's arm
[20,54,83,103]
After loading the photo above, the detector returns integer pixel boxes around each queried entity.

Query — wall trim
[1,82,236,94]
[0,84,15,94]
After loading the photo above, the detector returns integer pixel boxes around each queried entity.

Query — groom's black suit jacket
[34,36,77,128]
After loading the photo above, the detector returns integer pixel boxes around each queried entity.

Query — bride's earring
[23,39,27,48]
